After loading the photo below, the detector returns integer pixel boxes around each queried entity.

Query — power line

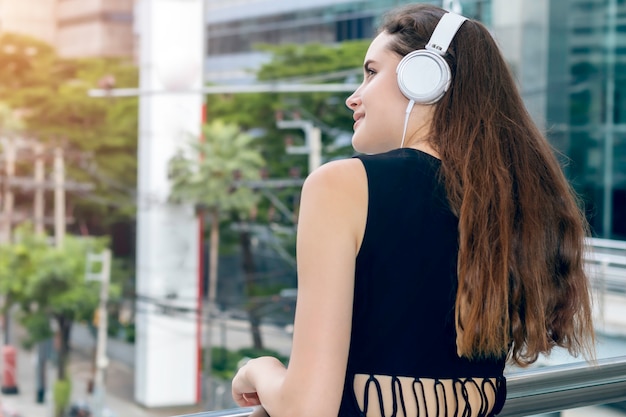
[88,82,361,98]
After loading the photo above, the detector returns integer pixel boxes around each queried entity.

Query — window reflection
[545,0,626,239]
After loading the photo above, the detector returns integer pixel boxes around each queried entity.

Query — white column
[134,0,204,407]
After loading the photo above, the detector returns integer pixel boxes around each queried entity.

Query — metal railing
[584,238,626,294]
[589,237,626,251]
[586,238,626,294]
[172,238,626,417]
[586,238,626,336]
[500,355,626,416]
[173,356,626,417]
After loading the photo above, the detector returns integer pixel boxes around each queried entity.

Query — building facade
[204,0,491,83]
[0,0,136,58]
[56,0,136,58]
[204,0,625,240]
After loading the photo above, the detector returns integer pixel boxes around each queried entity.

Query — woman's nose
[345,92,360,110]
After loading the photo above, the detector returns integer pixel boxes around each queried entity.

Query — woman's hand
[232,357,286,407]
[234,391,261,407]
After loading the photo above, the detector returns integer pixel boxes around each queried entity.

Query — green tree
[168,120,265,354]
[0,101,25,133]
[0,32,57,97]
[0,32,139,227]
[209,41,367,171]
[205,41,367,343]
[0,225,117,416]
[207,39,367,257]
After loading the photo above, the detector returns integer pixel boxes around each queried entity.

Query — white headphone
[396,12,468,105]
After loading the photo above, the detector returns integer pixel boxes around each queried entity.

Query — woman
[232,4,595,417]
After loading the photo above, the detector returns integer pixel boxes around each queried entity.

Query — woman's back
[339,148,506,417]
[231,5,594,416]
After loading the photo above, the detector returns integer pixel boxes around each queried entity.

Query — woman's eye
[365,68,376,77]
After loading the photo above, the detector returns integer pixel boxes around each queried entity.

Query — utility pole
[31,142,47,403]
[54,147,65,247]
[34,143,45,235]
[86,249,112,417]
[1,138,16,244]
[0,137,18,395]
[0,140,91,237]
[276,120,322,174]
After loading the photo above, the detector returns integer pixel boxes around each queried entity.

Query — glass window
[616,63,626,123]
[546,0,626,239]
[336,16,374,41]
[613,133,626,238]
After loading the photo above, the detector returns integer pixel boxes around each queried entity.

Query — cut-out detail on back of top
[353,374,505,417]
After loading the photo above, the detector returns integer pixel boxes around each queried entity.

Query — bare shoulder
[299,158,367,250]
[302,157,367,196]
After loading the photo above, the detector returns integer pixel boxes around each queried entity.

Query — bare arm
[231,158,367,417]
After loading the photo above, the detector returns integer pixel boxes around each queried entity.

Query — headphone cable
[400,99,415,148]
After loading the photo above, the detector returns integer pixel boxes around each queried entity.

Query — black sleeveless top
[338,148,506,417]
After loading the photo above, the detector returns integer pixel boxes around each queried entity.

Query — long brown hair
[381,4,595,366]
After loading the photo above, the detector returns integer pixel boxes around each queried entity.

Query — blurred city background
[0,0,624,416]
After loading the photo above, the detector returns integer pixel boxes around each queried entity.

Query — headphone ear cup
[396,50,452,104]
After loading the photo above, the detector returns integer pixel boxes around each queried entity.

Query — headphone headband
[426,12,468,55]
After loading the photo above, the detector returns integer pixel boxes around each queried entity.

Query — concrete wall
[0,0,136,58]
[57,0,136,58]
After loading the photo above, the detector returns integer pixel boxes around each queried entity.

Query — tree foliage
[169,120,265,214]
[0,101,25,133]
[0,32,139,225]
[256,41,367,80]
[206,41,368,274]
[0,33,57,94]
[208,40,368,178]
[0,225,118,381]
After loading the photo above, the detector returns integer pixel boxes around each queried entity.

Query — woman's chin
[352,139,395,155]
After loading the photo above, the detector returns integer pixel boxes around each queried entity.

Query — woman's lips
[353,113,364,129]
